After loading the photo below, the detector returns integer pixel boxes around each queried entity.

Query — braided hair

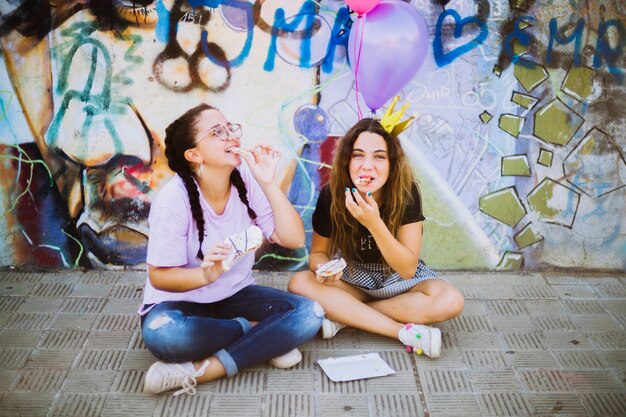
[163,103,257,260]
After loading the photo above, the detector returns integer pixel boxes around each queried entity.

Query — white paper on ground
[317,353,395,382]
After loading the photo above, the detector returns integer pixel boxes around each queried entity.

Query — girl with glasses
[139,104,323,395]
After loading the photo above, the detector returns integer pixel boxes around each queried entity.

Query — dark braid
[163,103,215,260]
[230,169,257,220]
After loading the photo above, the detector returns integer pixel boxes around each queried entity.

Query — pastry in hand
[316,258,347,277]
[222,225,263,271]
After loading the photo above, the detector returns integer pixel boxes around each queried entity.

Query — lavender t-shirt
[139,164,275,313]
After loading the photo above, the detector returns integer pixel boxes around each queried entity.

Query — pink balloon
[348,0,429,111]
[345,0,381,16]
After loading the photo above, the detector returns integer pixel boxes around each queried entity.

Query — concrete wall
[0,0,623,271]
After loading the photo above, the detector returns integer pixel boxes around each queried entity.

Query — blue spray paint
[433,9,488,67]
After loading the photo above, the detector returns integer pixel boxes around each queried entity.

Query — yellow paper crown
[379,96,417,137]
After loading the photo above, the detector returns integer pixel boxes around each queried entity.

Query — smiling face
[191,109,242,169]
[349,131,390,200]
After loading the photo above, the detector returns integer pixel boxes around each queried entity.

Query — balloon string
[353,15,366,120]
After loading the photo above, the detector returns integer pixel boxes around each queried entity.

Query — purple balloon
[348,0,428,111]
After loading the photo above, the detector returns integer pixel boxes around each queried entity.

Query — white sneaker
[143,360,210,396]
[398,323,441,358]
[270,348,302,368]
[321,318,346,339]
[222,226,263,271]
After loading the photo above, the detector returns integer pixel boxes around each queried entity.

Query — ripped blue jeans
[141,284,323,377]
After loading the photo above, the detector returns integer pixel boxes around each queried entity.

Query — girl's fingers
[351,188,368,206]
[200,261,215,269]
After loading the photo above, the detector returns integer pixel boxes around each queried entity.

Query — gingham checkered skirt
[341,259,443,299]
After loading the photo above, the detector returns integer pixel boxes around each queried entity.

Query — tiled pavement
[0,270,624,417]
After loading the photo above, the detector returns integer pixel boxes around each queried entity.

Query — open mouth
[355,176,374,186]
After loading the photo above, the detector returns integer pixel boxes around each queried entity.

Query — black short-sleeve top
[312,184,424,263]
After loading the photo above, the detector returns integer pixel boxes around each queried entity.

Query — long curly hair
[328,118,417,272]
[163,103,256,260]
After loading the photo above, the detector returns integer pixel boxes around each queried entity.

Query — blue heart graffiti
[434,9,489,67]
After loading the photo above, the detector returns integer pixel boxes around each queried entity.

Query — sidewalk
[0,270,624,417]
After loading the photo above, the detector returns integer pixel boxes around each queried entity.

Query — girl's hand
[200,243,232,284]
[241,144,281,185]
[345,188,381,230]
[315,265,344,284]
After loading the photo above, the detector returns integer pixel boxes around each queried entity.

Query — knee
[288,270,317,296]
[291,296,324,336]
[441,286,464,319]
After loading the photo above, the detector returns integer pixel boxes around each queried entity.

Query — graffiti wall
[0,0,623,271]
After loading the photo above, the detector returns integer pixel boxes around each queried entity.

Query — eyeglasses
[196,123,242,144]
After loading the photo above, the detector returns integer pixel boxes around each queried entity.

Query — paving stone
[61,370,116,393]
[5,312,54,330]
[553,350,606,369]
[563,370,624,392]
[367,371,417,393]
[13,368,67,392]
[0,370,17,391]
[51,313,97,330]
[527,393,588,416]
[266,371,314,392]
[419,369,472,394]
[523,300,567,315]
[508,350,560,369]
[532,315,577,331]
[25,349,79,369]
[513,284,559,299]
[317,395,369,417]
[370,393,424,417]
[208,394,263,416]
[214,370,265,394]
[39,329,89,349]
[0,329,42,348]
[49,393,107,417]
[87,331,133,350]
[103,298,141,314]
[264,393,315,417]
[563,299,607,314]
[16,297,62,313]
[448,314,496,332]
[453,331,501,350]
[579,392,626,416]
[469,370,521,393]
[110,369,145,394]
[587,331,626,349]
[74,349,126,370]
[417,349,464,370]
[461,350,510,370]
[543,332,594,349]
[0,282,36,296]
[484,299,529,315]
[71,284,112,298]
[0,392,55,417]
[500,331,549,350]
[598,350,626,368]
[100,395,160,417]
[0,348,30,370]
[572,315,624,332]
[154,393,212,417]
[30,283,73,298]
[0,296,26,312]
[521,369,575,393]
[425,394,482,417]
[93,314,139,331]
[476,392,536,416]
[592,284,626,298]
[61,297,106,314]
[490,315,536,332]
[552,285,598,299]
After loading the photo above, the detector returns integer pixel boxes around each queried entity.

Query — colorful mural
[0,0,624,271]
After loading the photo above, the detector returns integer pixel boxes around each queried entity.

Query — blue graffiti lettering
[201,0,254,68]
[546,18,584,66]
[321,7,351,74]
[593,19,624,82]
[504,16,535,66]
[433,9,488,67]
[263,1,317,72]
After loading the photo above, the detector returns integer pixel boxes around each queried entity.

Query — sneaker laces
[171,360,210,396]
